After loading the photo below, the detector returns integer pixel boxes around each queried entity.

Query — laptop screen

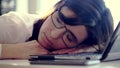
[101,22,120,61]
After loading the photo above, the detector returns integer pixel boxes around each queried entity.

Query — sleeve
[0,12,40,44]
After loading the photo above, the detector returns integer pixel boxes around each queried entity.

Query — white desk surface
[0,60,120,68]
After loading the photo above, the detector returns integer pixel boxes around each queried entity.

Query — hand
[50,45,97,55]
[18,40,50,59]
[1,40,49,59]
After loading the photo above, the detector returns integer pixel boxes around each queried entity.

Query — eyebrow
[58,10,80,26]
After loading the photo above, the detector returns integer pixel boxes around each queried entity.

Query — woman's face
[38,6,88,50]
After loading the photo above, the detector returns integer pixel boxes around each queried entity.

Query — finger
[51,49,66,54]
[56,48,76,54]
[68,48,87,54]
[68,47,97,54]
[51,48,76,54]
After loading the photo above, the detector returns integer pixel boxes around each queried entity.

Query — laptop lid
[100,21,120,61]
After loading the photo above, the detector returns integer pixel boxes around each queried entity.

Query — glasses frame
[51,9,78,48]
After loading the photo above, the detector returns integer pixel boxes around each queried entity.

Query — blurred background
[0,0,119,28]
[0,0,59,14]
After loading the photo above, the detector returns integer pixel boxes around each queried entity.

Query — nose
[50,28,65,39]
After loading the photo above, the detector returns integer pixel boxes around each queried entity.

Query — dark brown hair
[28,0,114,52]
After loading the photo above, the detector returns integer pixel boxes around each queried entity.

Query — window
[37,0,59,15]
[105,0,120,29]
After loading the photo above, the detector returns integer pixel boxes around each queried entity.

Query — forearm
[0,40,49,59]
[1,44,23,59]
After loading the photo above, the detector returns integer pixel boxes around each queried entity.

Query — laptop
[29,22,120,65]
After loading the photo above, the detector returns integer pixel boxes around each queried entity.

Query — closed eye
[67,34,74,42]
[66,32,77,43]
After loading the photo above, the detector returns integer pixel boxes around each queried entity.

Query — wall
[16,0,59,14]
[28,0,39,14]
[105,0,120,28]
[16,0,28,13]
[15,0,120,28]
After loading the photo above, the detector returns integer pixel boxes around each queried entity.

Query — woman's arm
[50,45,99,54]
[1,40,49,59]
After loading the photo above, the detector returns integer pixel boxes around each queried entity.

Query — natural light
[38,0,120,28]
[104,0,120,29]
[37,0,59,16]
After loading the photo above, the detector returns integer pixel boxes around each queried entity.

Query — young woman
[0,0,114,59]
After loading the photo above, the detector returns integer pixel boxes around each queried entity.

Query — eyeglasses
[51,9,78,48]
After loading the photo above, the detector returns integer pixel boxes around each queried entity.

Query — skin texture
[1,7,96,59]
[1,40,49,59]
[1,40,96,59]
[0,0,113,59]
[38,6,88,50]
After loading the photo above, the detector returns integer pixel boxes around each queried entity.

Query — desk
[0,60,120,68]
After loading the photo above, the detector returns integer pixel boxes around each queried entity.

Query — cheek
[76,27,88,43]
[40,17,53,31]
[37,17,68,50]
[38,17,53,41]
[51,40,67,50]
[68,25,88,44]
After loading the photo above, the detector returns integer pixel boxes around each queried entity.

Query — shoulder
[0,11,41,30]
[0,11,40,24]
[0,11,40,30]
[0,12,40,43]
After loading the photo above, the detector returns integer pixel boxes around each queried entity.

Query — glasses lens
[51,10,78,48]
[62,32,78,48]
